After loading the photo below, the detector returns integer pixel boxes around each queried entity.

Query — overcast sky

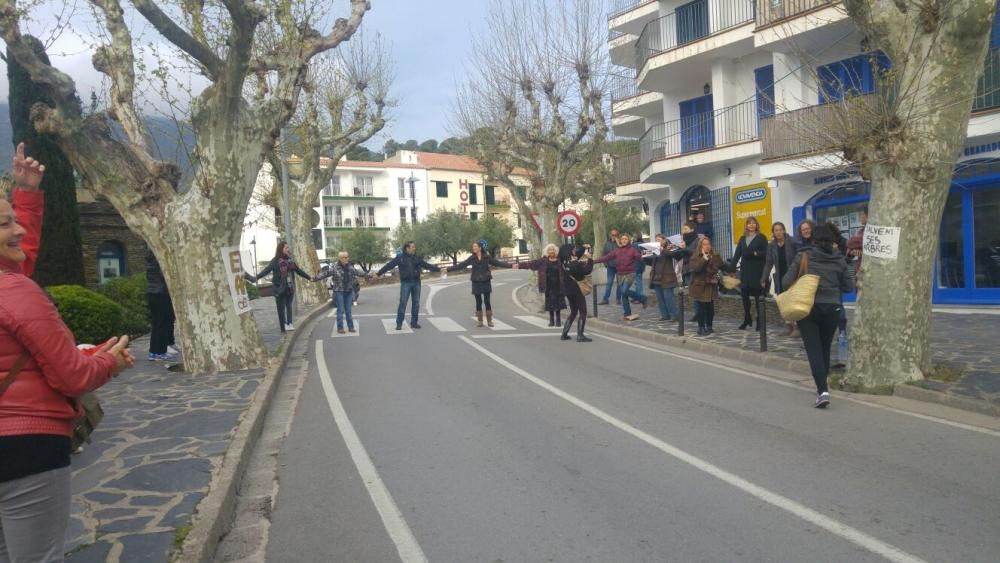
[0,0,490,147]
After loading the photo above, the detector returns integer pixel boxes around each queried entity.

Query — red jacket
[12,188,44,278]
[594,245,643,274]
[0,265,117,438]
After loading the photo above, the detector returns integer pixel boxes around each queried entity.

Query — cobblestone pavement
[64,298,316,562]
[529,282,1000,409]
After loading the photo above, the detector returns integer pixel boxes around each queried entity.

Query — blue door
[755,65,775,121]
[659,203,672,235]
[676,0,709,45]
[680,95,715,153]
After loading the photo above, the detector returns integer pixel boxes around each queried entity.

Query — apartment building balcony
[635,0,754,91]
[611,73,665,121]
[614,153,641,186]
[754,0,850,49]
[325,217,390,231]
[609,0,661,35]
[639,99,761,182]
[613,113,648,139]
[609,30,640,68]
[761,48,1000,163]
[322,187,390,202]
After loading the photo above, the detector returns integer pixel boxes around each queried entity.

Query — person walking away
[632,233,647,302]
[599,229,621,305]
[446,240,513,327]
[250,241,314,333]
[593,233,647,321]
[689,238,724,336]
[761,222,800,335]
[1,197,135,563]
[145,249,178,361]
[645,234,684,321]
[729,217,768,331]
[314,251,359,334]
[520,244,567,327]
[560,244,594,342]
[797,219,816,249]
[373,241,441,330]
[783,224,854,408]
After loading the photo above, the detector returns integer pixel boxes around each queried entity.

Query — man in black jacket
[373,241,441,330]
[145,249,177,361]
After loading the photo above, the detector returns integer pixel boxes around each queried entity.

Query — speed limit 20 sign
[557,210,582,237]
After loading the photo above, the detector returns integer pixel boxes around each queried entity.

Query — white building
[608,0,1000,304]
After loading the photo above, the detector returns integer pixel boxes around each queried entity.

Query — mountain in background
[0,102,195,184]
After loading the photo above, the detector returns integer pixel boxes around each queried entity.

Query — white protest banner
[639,242,661,255]
[667,234,684,247]
[221,246,254,315]
[862,225,901,261]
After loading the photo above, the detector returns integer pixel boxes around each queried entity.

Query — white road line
[346,313,396,318]
[474,317,515,331]
[514,315,561,330]
[381,319,413,334]
[326,309,336,318]
[314,341,428,563]
[330,321,360,338]
[429,317,466,333]
[458,335,929,563]
[470,332,556,339]
[588,333,1000,439]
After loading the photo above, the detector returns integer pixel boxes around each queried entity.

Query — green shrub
[246,281,259,300]
[97,274,150,336]
[47,285,128,345]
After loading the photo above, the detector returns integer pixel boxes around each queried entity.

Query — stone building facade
[77,195,147,290]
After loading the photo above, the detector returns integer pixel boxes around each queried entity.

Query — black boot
[576,318,592,342]
[549,311,556,327]
[561,317,573,340]
[556,310,562,325]
[739,317,751,330]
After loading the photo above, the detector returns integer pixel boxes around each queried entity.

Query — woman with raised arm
[247,241,315,333]
[560,243,594,342]
[446,240,513,327]
[520,244,567,327]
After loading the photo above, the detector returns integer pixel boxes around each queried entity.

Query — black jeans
[474,292,492,312]
[275,292,294,331]
[147,293,173,354]
[741,287,762,322]
[695,301,715,329]
[797,303,841,394]
[565,289,588,334]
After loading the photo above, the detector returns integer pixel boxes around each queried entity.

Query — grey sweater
[782,247,854,305]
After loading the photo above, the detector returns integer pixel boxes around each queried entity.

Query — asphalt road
[266,270,1000,563]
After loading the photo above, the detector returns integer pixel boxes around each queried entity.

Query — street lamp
[407,173,421,224]
[250,237,259,280]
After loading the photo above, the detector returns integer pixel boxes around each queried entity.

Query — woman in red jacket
[593,233,647,320]
[0,153,134,562]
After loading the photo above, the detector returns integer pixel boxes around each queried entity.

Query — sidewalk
[524,283,1000,414]
[65,298,313,563]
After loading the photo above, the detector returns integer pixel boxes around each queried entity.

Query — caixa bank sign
[735,187,767,203]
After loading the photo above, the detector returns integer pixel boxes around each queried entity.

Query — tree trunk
[7,38,84,287]
[542,205,561,248]
[289,189,327,305]
[591,197,608,252]
[846,0,994,387]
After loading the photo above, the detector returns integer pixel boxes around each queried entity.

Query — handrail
[640,99,759,169]
[608,0,656,20]
[636,0,755,72]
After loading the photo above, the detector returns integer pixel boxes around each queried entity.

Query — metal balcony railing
[759,93,878,160]
[613,153,641,185]
[611,73,646,102]
[755,0,836,27]
[974,48,1000,113]
[609,0,655,19]
[640,99,759,169]
[636,0,755,71]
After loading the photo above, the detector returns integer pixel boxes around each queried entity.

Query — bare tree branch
[131,0,224,78]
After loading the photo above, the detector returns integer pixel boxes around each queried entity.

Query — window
[398,178,407,199]
[358,206,376,227]
[96,241,126,284]
[353,175,374,197]
[312,229,323,250]
[470,212,480,221]
[817,52,890,104]
[435,181,449,198]
[400,206,409,225]
[469,183,478,204]
[518,240,528,254]
[323,205,335,226]
[992,1,1000,49]
[332,205,343,227]
[324,175,341,196]
[755,65,775,120]
[516,214,522,228]
[485,185,496,205]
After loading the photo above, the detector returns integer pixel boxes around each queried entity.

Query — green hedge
[47,285,128,345]
[97,274,150,336]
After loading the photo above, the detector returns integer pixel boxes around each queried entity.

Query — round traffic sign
[557,210,582,237]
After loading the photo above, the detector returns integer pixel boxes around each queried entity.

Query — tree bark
[289,185,327,305]
[844,0,994,387]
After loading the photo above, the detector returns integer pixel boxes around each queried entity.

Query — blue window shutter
[755,65,775,118]
[992,1,1000,49]
[818,64,838,103]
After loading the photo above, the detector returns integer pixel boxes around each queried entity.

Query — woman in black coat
[560,243,594,342]
[761,222,800,335]
[447,240,513,327]
[729,216,768,330]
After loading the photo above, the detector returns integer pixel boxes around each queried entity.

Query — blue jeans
[653,286,676,320]
[335,290,354,330]
[603,267,621,303]
[397,281,421,327]
[634,271,646,298]
[618,274,646,316]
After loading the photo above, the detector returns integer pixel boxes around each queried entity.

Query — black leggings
[798,303,841,394]
[474,292,492,312]
[696,301,715,328]
[565,290,588,333]
[741,288,762,322]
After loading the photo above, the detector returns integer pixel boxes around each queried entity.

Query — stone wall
[78,200,147,290]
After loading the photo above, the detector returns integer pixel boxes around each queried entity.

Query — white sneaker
[353,302,358,307]
[286,323,295,331]
[167,345,180,356]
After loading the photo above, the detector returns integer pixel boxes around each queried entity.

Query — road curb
[513,284,999,419]
[175,303,328,563]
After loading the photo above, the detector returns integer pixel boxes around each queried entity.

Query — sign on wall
[459,179,470,217]
[221,246,253,315]
[731,182,772,245]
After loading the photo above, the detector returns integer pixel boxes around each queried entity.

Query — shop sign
[731,182,772,245]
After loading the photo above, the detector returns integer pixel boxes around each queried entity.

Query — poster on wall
[849,212,861,228]
[731,182,772,245]
[220,246,254,315]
